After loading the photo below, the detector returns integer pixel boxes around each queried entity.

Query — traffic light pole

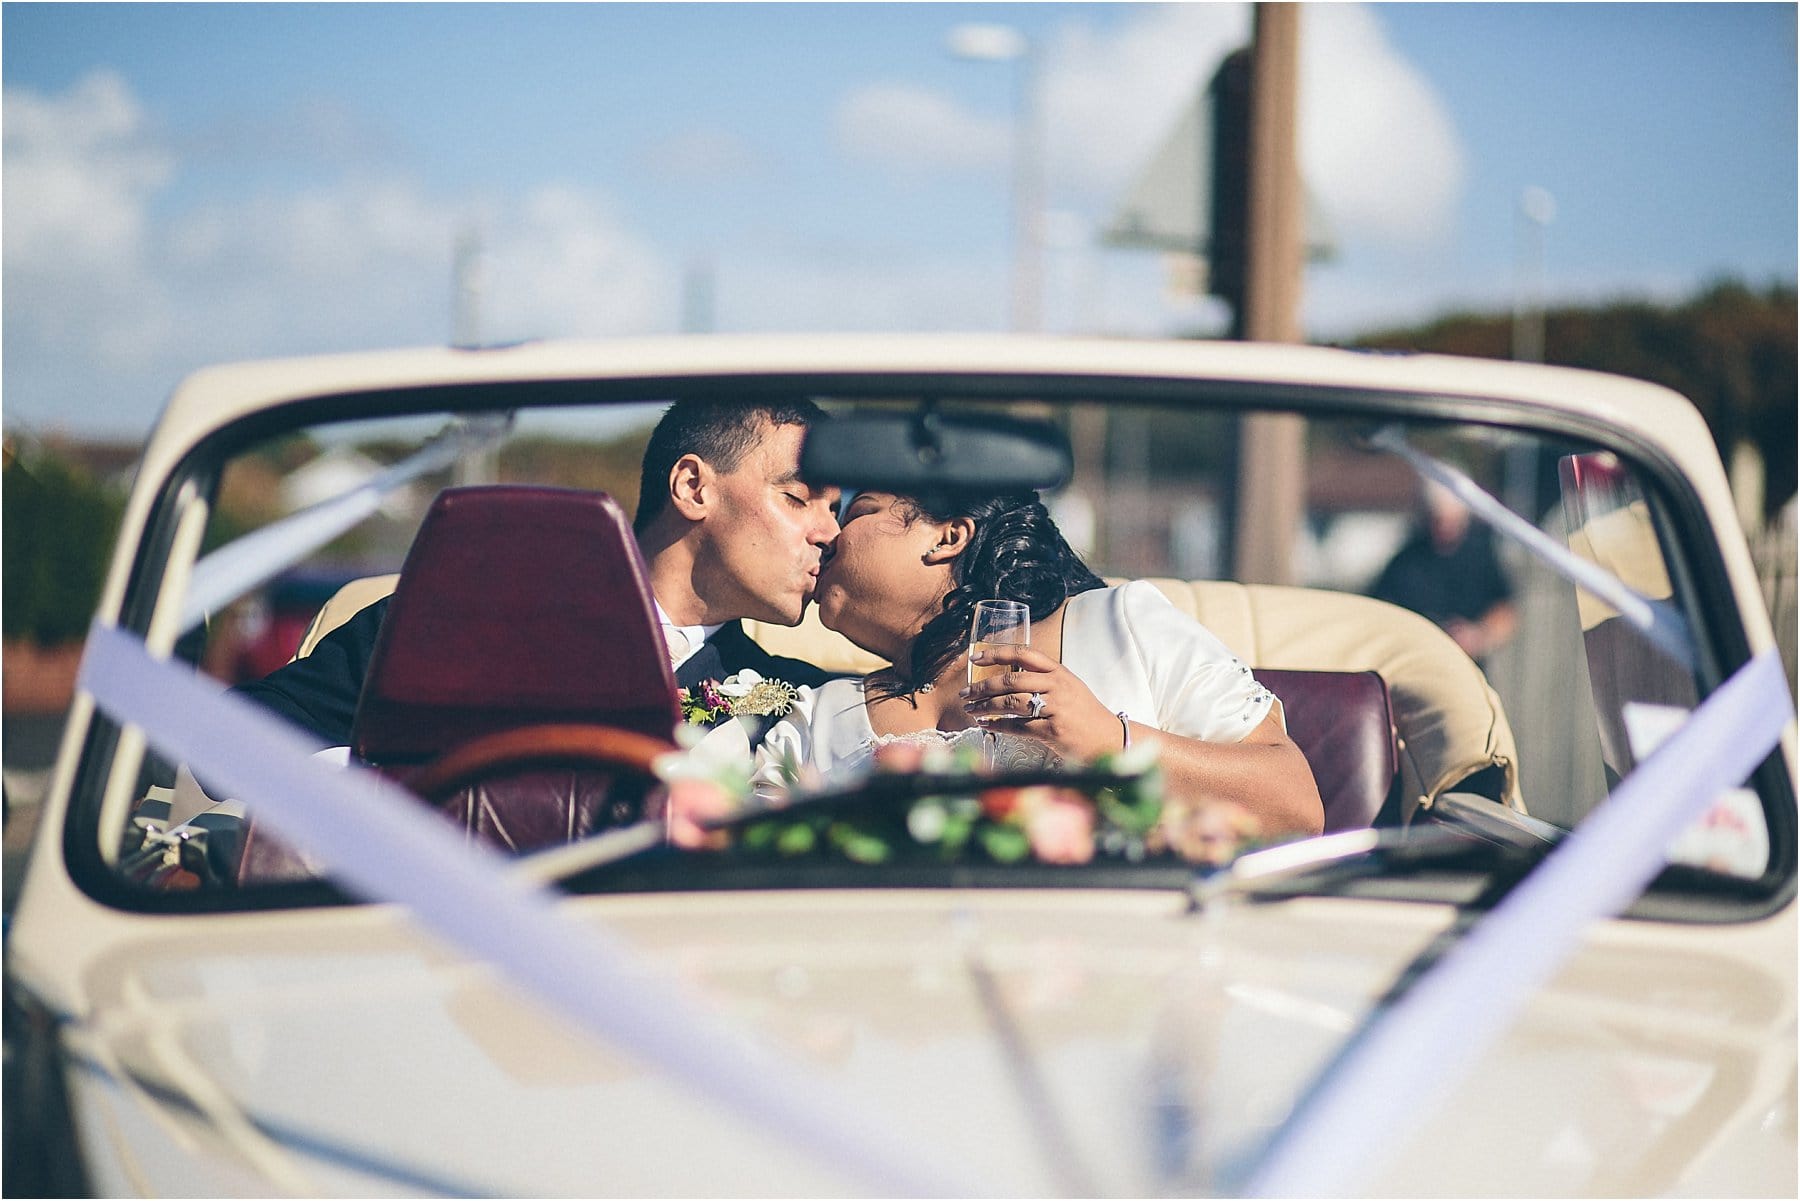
[1230,2,1307,585]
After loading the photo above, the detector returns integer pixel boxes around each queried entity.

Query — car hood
[61,888,1796,1198]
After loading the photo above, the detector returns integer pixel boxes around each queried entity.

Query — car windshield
[76,380,1789,916]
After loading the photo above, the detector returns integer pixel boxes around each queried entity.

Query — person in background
[1370,480,1517,667]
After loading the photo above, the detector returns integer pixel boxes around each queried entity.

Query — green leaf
[939,814,975,857]
[775,822,817,856]
[828,823,891,864]
[979,824,1031,864]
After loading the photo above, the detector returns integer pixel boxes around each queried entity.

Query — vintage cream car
[5,336,1794,1197]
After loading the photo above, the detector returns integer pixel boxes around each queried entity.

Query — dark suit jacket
[233,595,832,747]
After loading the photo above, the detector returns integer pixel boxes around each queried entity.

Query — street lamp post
[947,22,1042,332]
[1512,185,1556,363]
[451,228,496,484]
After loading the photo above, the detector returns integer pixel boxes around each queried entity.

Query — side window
[1559,453,1768,878]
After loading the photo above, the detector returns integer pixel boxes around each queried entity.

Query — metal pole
[452,227,483,350]
[451,228,496,485]
[1511,186,1554,363]
[1231,2,1306,584]
[683,256,717,334]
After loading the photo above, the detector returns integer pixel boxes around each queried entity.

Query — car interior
[92,385,1784,912]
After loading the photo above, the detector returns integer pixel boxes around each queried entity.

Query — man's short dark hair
[634,397,827,532]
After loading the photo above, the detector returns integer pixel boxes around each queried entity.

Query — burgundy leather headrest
[1257,668,1398,833]
[352,486,680,763]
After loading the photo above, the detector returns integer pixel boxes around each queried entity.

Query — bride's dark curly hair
[870,490,1106,702]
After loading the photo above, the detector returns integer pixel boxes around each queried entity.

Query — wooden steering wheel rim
[407,723,678,803]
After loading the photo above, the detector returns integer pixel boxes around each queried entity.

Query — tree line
[1349,280,1796,520]
[4,279,1791,647]
[3,440,126,645]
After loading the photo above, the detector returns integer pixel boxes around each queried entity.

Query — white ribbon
[179,414,512,633]
[1370,426,1694,665]
[78,622,977,1198]
[1241,648,1792,1197]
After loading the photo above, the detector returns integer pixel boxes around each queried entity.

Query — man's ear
[923,516,976,564]
[667,454,711,521]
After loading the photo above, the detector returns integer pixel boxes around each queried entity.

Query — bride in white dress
[750,489,1324,839]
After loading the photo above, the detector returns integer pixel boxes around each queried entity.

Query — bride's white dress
[751,581,1277,792]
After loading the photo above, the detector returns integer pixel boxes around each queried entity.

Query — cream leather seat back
[293,573,400,660]
[1137,580,1520,816]
[745,579,1521,818]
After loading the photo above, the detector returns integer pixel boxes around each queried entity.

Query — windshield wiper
[1189,824,1553,908]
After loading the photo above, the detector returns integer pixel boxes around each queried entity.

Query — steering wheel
[406,723,678,805]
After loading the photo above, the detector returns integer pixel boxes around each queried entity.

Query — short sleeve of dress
[1077,581,1276,744]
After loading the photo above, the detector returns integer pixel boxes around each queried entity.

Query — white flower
[1114,739,1162,776]
[907,800,949,843]
[715,670,764,698]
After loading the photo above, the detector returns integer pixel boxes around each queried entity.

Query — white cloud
[3,72,676,434]
[1040,3,1252,200]
[0,13,1480,435]
[1299,4,1465,249]
[3,69,172,270]
[3,70,177,386]
[1047,2,1464,254]
[148,175,672,366]
[481,186,671,341]
[834,83,1009,174]
[830,3,1464,276]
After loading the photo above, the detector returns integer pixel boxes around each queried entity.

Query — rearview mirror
[800,408,1072,494]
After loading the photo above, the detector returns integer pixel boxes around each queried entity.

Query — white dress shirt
[654,600,722,670]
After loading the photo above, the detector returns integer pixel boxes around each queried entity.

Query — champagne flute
[969,599,1030,767]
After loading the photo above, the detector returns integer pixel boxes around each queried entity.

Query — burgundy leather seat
[1258,668,1399,832]
[351,485,681,852]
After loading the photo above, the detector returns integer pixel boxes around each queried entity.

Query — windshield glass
[78,384,1783,909]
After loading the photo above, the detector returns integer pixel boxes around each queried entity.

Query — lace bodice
[845,728,1061,774]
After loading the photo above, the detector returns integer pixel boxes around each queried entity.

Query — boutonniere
[679,669,799,725]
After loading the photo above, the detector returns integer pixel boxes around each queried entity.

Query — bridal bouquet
[734,740,1265,868]
[652,722,1268,867]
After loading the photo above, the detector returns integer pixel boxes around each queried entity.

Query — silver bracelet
[1115,711,1131,751]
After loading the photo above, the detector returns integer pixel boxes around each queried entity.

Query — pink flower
[650,776,735,850]
[871,740,929,773]
[1158,797,1261,865]
[1020,788,1096,865]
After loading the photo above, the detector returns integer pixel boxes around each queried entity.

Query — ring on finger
[1028,692,1046,720]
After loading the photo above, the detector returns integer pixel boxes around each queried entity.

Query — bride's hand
[961,645,1125,761]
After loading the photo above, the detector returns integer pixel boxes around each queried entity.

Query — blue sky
[4,2,1795,439]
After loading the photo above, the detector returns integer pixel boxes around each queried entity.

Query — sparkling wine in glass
[969,599,1030,688]
[969,600,1030,765]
